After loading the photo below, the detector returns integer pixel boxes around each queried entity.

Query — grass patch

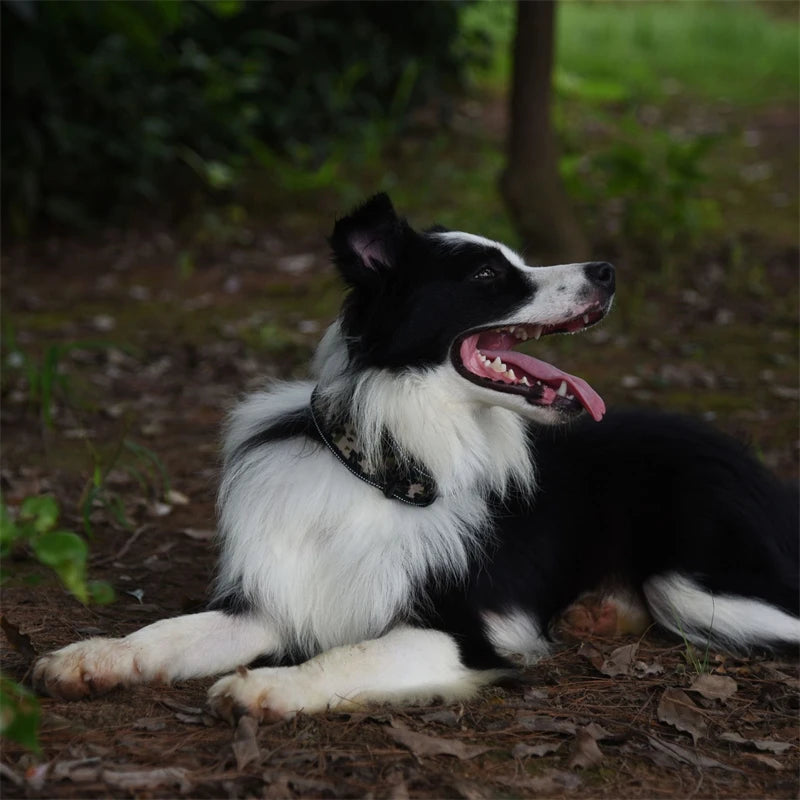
[463,1,798,106]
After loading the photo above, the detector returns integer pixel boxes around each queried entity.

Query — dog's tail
[645,462,799,652]
[643,572,800,652]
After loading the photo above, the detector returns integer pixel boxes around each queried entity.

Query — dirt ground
[1,174,799,798]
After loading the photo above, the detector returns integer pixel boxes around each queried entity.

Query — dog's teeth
[583,314,590,325]
[507,369,516,380]
[532,326,543,340]
[517,329,529,341]
[520,377,530,386]
[508,326,516,333]
[566,393,575,400]
[490,357,506,373]
[536,380,543,386]
[557,381,568,397]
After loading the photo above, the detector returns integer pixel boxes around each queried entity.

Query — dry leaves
[719,731,791,754]
[386,720,490,760]
[688,673,738,701]
[657,687,708,743]
[232,715,261,770]
[567,727,605,769]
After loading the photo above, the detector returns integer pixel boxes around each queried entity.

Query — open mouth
[453,308,607,421]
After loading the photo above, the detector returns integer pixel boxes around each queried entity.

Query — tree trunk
[500,0,589,264]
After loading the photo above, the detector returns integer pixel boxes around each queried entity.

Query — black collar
[309,388,437,507]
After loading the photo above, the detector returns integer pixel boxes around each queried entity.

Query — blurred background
[0,0,798,767]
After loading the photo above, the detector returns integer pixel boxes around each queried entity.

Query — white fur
[644,572,800,651]
[482,608,551,665]
[33,612,277,698]
[33,251,611,712]
[216,363,534,657]
[207,626,505,719]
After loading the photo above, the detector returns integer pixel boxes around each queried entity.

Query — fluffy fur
[34,194,799,719]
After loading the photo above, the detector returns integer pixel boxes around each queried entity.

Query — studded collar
[309,388,437,507]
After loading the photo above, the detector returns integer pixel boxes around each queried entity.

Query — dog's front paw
[32,638,134,700]
[207,666,329,724]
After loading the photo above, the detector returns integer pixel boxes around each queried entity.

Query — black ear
[329,193,406,287]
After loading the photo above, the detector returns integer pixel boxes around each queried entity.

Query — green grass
[463,1,798,106]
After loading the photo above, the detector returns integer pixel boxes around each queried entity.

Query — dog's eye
[472,266,497,281]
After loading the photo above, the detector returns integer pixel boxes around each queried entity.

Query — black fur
[421,410,799,668]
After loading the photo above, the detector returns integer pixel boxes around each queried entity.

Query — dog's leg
[33,611,278,700]
[208,625,505,722]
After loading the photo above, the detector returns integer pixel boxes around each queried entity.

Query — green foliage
[463,1,798,105]
[0,675,41,753]
[1,327,114,428]
[81,437,171,537]
[561,115,722,260]
[2,0,482,235]
[2,494,115,605]
[1,493,116,752]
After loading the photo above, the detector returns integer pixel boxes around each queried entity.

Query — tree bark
[500,0,589,264]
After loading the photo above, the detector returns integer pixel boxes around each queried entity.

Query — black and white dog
[34,194,799,720]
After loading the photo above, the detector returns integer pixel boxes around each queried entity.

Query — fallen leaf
[568,727,605,769]
[387,721,490,760]
[645,735,738,772]
[688,674,737,701]
[657,688,707,744]
[583,722,613,741]
[181,527,215,541]
[166,489,189,505]
[160,697,203,715]
[512,741,562,758]
[516,712,576,735]
[633,660,664,677]
[718,732,791,754]
[496,769,582,792]
[102,767,191,792]
[0,763,23,787]
[577,641,604,671]
[232,715,261,770]
[0,615,37,661]
[420,709,461,727]
[746,753,783,771]
[149,501,172,517]
[51,758,101,781]
[124,588,145,603]
[600,643,638,677]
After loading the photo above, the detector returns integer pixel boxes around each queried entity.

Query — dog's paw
[32,638,136,700]
[207,666,330,724]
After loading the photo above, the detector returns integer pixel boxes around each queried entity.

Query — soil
[1,110,798,796]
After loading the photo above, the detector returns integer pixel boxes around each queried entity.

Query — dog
[33,193,800,720]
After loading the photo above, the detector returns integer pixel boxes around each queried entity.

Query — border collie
[34,194,799,720]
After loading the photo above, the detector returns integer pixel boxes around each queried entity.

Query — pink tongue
[465,339,606,422]
[505,350,606,421]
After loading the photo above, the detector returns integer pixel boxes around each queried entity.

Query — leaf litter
[1,200,798,798]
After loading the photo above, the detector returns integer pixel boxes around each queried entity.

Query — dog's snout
[584,261,615,293]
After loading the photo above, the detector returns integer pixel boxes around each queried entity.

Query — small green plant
[1,494,114,604]
[2,327,114,428]
[1,494,115,752]
[674,613,713,677]
[0,675,41,753]
[560,114,722,265]
[80,437,172,537]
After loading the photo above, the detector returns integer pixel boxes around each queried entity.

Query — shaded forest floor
[2,99,799,797]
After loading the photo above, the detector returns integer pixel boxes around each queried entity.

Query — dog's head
[325,193,614,425]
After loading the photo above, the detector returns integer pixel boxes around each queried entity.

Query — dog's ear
[329,193,406,287]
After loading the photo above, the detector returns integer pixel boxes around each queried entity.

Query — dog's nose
[584,261,615,293]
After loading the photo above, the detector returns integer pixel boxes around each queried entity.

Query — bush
[2,0,485,235]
